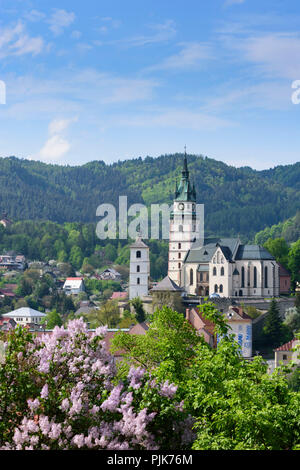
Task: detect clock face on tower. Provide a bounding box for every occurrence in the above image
[178,203,184,210]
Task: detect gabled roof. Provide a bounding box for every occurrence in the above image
[274,339,297,352]
[235,245,275,260]
[184,238,240,264]
[130,237,149,249]
[151,276,183,292]
[2,307,46,318]
[228,307,252,321]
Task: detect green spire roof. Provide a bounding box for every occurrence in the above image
[174,151,196,202]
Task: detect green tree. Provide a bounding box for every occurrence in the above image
[130,297,146,323]
[111,306,201,386]
[263,298,292,349]
[288,239,300,287]
[84,300,120,328]
[264,237,289,266]
[42,309,63,329]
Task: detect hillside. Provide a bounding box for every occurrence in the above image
[254,211,300,245]
[0,154,300,239]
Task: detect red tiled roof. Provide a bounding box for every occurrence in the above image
[230,307,252,320]
[275,339,296,351]
[110,292,128,300]
[66,277,84,280]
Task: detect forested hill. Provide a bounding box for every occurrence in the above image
[0,154,299,240]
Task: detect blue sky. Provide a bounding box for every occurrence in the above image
[0,0,300,169]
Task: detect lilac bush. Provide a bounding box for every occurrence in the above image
[0,319,193,450]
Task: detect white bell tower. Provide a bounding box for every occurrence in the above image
[129,237,150,300]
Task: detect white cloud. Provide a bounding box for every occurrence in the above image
[0,22,44,58]
[24,9,46,22]
[112,19,176,48]
[146,42,213,72]
[114,108,234,131]
[39,134,71,162]
[35,116,78,162]
[71,30,82,40]
[224,0,245,5]
[48,9,75,36]
[48,117,78,135]
[238,33,300,79]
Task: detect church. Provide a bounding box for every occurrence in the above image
[129,153,279,300]
[168,153,279,299]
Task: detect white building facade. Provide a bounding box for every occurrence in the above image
[168,155,280,299]
[129,237,150,300]
[2,307,46,326]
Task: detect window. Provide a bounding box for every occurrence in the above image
[190,269,194,286]
[178,263,181,268]
[264,266,268,288]
[221,267,224,276]
[178,242,181,249]
[136,250,141,258]
[178,252,181,259]
[137,277,140,285]
[253,266,257,288]
[241,267,245,288]
[214,284,218,293]
[179,225,183,232]
[137,265,140,272]
[219,284,223,293]
[213,267,217,276]
[283,354,287,361]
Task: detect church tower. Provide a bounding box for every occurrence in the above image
[168,150,197,285]
[129,236,150,300]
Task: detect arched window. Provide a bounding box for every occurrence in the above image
[264,266,268,288]
[137,277,140,285]
[178,263,181,269]
[221,267,224,276]
[214,284,218,293]
[219,284,223,293]
[253,266,257,288]
[178,252,181,259]
[213,267,217,276]
[190,269,194,286]
[241,267,245,288]
[178,242,181,249]
[137,265,140,273]
[136,250,141,258]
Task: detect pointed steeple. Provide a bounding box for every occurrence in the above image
[182,145,189,179]
[174,147,196,202]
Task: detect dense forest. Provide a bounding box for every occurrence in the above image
[0,154,299,239]
[255,211,300,245]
